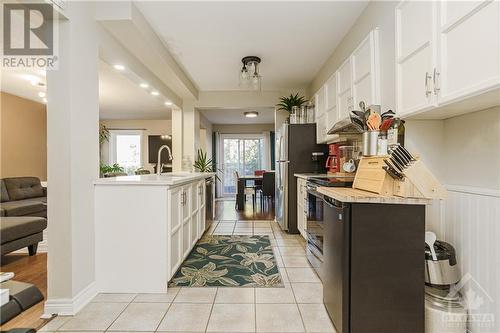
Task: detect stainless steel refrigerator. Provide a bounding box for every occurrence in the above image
[275,123,327,233]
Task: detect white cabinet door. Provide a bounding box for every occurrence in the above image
[197,180,206,239]
[168,186,183,278]
[296,178,307,239]
[437,0,500,103]
[316,86,326,119]
[316,113,327,143]
[352,30,380,109]
[181,185,191,258]
[337,58,353,120]
[325,73,338,139]
[396,0,437,115]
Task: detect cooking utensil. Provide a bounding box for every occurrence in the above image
[390,155,406,172]
[425,232,438,261]
[392,148,411,166]
[367,113,382,130]
[398,145,417,162]
[381,110,395,118]
[359,101,366,112]
[380,118,394,131]
[385,158,404,174]
[383,166,404,180]
[350,115,366,132]
[351,110,366,119]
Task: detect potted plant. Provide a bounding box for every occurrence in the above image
[99,163,124,177]
[276,93,308,123]
[193,149,220,182]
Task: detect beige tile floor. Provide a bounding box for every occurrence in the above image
[40,220,336,333]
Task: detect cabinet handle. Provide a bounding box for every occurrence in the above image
[425,72,432,97]
[433,68,440,95]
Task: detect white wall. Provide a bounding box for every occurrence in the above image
[46,2,100,313]
[100,119,172,171]
[309,2,500,330]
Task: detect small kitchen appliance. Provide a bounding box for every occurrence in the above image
[325,143,342,174]
[425,239,461,287]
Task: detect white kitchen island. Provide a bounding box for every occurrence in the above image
[94,173,215,293]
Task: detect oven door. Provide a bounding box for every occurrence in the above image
[305,184,325,280]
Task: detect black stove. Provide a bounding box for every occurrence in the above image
[307,177,353,188]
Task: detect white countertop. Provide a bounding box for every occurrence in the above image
[93,172,215,186]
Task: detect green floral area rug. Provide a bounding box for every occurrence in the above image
[168,235,284,288]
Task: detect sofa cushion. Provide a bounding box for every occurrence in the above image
[0,180,9,202]
[4,177,43,201]
[0,200,45,217]
[0,216,47,244]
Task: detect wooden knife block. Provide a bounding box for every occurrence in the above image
[353,156,447,199]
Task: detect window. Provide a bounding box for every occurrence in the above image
[109,130,142,175]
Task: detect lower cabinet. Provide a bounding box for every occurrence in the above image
[296,178,307,239]
[167,179,208,279]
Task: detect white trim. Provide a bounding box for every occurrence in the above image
[445,184,500,198]
[43,281,97,316]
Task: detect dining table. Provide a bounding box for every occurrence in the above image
[236,175,263,210]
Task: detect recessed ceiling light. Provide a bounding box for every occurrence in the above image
[151,91,159,96]
[244,111,259,118]
[113,64,125,71]
[38,92,46,98]
[164,101,173,106]
[140,83,149,88]
[42,98,47,103]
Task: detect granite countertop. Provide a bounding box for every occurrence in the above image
[93,172,215,186]
[317,187,431,205]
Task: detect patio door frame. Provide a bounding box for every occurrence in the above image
[218,133,267,197]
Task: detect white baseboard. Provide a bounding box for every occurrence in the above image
[43,281,97,316]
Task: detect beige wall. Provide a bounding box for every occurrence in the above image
[99,119,172,171]
[212,123,274,134]
[0,92,47,180]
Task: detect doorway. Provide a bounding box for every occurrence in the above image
[219,134,265,197]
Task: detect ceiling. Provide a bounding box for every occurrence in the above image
[99,61,171,119]
[136,1,368,91]
[199,107,274,124]
[1,62,172,120]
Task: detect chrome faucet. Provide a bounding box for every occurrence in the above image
[157,145,173,175]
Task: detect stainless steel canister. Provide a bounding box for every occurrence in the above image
[362,130,379,156]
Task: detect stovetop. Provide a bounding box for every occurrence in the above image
[307,177,353,187]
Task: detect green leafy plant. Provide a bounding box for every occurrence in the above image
[100,163,124,175]
[276,93,308,113]
[99,124,110,146]
[193,149,221,182]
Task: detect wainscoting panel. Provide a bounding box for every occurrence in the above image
[441,185,500,332]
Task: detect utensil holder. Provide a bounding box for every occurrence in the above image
[362,130,379,156]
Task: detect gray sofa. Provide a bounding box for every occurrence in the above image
[1,177,48,256]
[1,177,47,218]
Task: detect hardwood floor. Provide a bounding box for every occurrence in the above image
[0,253,49,330]
[215,197,275,221]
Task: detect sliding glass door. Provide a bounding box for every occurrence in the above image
[221,135,264,196]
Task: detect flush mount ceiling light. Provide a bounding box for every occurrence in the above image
[244,111,259,118]
[164,101,173,106]
[140,83,149,88]
[151,91,159,96]
[113,64,125,71]
[239,56,262,91]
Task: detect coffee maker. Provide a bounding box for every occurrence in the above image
[325,143,344,174]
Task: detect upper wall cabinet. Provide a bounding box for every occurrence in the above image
[396,0,500,118]
[352,30,380,110]
[314,28,380,144]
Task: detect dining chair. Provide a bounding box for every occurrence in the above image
[234,171,256,210]
[260,171,275,207]
[254,170,265,196]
